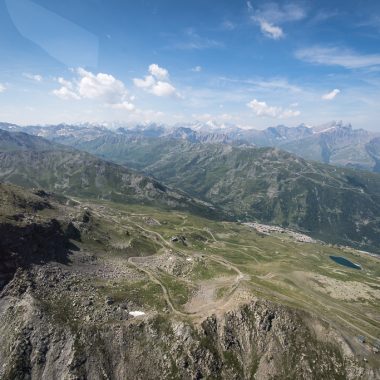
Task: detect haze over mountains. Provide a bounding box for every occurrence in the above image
[2,120,379,173]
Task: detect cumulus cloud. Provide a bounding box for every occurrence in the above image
[322,89,340,100]
[23,73,43,82]
[76,68,128,103]
[53,86,80,100]
[53,68,135,110]
[247,99,300,118]
[57,77,73,88]
[133,64,177,97]
[148,64,168,80]
[133,75,155,89]
[150,81,176,97]
[0,83,6,93]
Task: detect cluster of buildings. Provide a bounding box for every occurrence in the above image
[243,222,316,243]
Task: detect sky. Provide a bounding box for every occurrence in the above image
[0,0,380,130]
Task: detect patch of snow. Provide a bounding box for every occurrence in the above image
[129,311,145,317]
[316,126,336,134]
[186,258,192,261]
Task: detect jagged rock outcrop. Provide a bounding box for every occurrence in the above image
[0,268,373,380]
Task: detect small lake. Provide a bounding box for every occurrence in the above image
[330,256,361,270]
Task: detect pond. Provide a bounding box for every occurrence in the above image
[330,256,361,270]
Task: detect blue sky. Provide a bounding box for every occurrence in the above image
[0,0,380,130]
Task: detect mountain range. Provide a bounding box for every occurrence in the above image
[1,127,380,253]
[0,129,217,218]
[1,120,379,172]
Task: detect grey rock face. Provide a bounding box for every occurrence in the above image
[0,269,374,380]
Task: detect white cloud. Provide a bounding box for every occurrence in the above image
[76,68,127,103]
[322,89,340,100]
[258,20,284,39]
[133,75,155,89]
[295,46,380,69]
[52,86,80,100]
[53,68,134,109]
[0,83,6,93]
[191,66,202,72]
[254,3,306,23]
[247,99,278,117]
[247,99,300,118]
[148,64,168,80]
[250,2,306,39]
[133,64,178,97]
[150,81,176,97]
[57,77,73,88]
[23,73,43,82]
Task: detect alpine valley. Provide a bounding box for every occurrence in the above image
[0,122,379,379]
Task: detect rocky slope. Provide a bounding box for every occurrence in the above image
[0,277,368,380]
